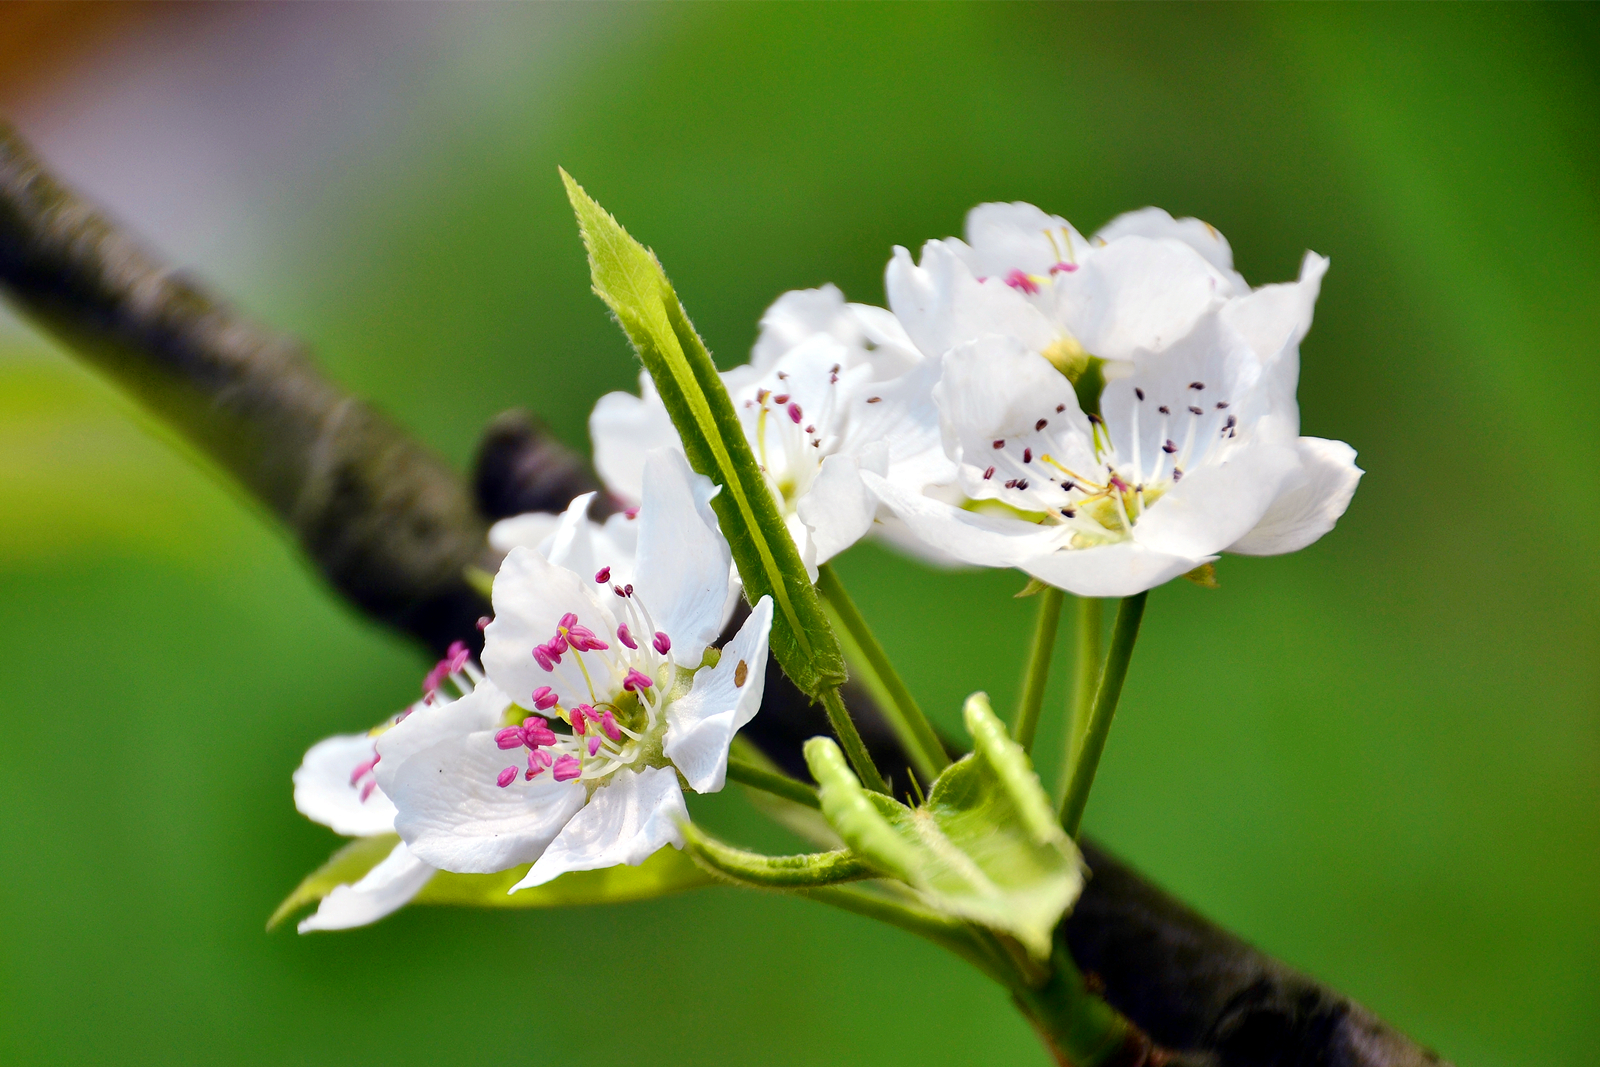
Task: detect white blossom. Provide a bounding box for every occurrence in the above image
[860,202,1361,596]
[376,449,772,890]
[589,285,954,573]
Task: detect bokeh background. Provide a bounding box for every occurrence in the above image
[2,3,1596,1064]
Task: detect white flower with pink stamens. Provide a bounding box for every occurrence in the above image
[589,285,954,573]
[376,449,773,890]
[289,640,482,932]
[861,202,1362,596]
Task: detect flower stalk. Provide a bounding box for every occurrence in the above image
[816,563,949,783]
[1012,585,1065,752]
[1059,592,1147,838]
[1058,595,1104,806]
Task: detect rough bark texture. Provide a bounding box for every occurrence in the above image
[0,122,1448,1067]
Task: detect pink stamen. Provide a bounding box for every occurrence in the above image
[1049,261,1078,274]
[566,624,609,652]
[531,686,559,711]
[617,624,638,650]
[624,506,640,520]
[523,716,557,747]
[787,402,803,424]
[552,755,582,782]
[571,705,590,733]
[359,780,377,802]
[599,710,623,742]
[772,393,790,404]
[533,646,556,672]
[623,668,653,692]
[1005,269,1040,295]
[495,727,527,750]
[497,766,518,788]
[587,736,602,757]
[652,631,671,655]
[526,749,552,779]
[547,632,569,656]
[595,566,611,583]
[476,616,491,631]
[348,755,379,786]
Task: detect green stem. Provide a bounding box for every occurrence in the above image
[1012,585,1065,752]
[1058,592,1148,838]
[1013,944,1139,1067]
[725,757,821,809]
[1056,596,1103,808]
[816,563,949,782]
[801,884,1010,985]
[820,686,890,794]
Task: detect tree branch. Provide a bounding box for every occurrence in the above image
[0,122,1448,1067]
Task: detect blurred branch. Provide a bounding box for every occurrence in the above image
[0,122,1447,1067]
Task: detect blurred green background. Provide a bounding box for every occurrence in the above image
[2,3,1596,1064]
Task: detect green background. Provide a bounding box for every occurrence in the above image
[2,4,1596,1064]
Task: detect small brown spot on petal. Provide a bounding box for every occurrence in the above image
[734,660,749,687]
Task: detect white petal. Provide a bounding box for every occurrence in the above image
[631,449,732,668]
[1094,207,1245,291]
[482,546,615,713]
[837,356,957,493]
[1020,541,1205,599]
[751,285,852,370]
[296,841,434,933]
[797,454,876,566]
[665,597,773,793]
[1223,252,1329,434]
[885,241,1055,360]
[514,766,688,890]
[862,469,1071,569]
[1229,437,1362,556]
[487,512,565,555]
[374,677,509,775]
[381,724,586,874]
[1055,236,1227,361]
[589,372,681,504]
[960,201,1088,279]
[1131,440,1300,559]
[293,732,397,837]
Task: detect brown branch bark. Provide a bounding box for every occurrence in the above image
[0,121,1448,1067]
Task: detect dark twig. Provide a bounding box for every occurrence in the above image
[0,122,1448,1067]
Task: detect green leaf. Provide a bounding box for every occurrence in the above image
[413,844,714,907]
[803,695,1085,959]
[268,834,402,930]
[560,170,846,699]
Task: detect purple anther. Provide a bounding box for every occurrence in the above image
[614,584,627,598]
[570,706,589,733]
[1172,467,1184,482]
[624,584,635,597]
[1049,261,1078,274]
[495,727,528,750]
[595,566,611,584]
[1036,418,1048,431]
[652,631,672,655]
[772,393,790,404]
[805,424,815,434]
[1135,388,1146,401]
[993,439,1005,449]
[1158,405,1171,415]
[360,780,377,802]
[497,767,518,788]
[533,645,556,672]
[1188,406,1204,416]
[547,632,569,655]
[587,736,602,757]
[531,686,559,711]
[552,755,582,782]
[599,711,623,742]
[1110,474,1131,492]
[787,402,803,424]
[523,717,557,747]
[617,624,638,650]
[756,388,771,403]
[476,616,492,631]
[567,624,609,652]
[624,506,640,520]
[1005,269,1040,295]
[1056,403,1067,413]
[983,466,995,480]
[528,748,553,773]
[1004,479,1018,489]
[1162,440,1178,454]
[623,668,654,692]
[1022,448,1033,464]
[559,612,579,630]
[421,662,449,695]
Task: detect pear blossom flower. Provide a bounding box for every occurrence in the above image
[376,449,772,890]
[861,202,1362,596]
[288,640,481,932]
[589,285,954,572]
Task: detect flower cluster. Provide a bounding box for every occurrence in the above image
[288,199,1359,928]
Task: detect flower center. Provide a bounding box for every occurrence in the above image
[492,573,685,792]
[742,362,845,514]
[979,381,1237,549]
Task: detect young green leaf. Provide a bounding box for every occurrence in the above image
[267,834,401,930]
[681,822,873,888]
[560,170,846,699]
[803,699,1085,959]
